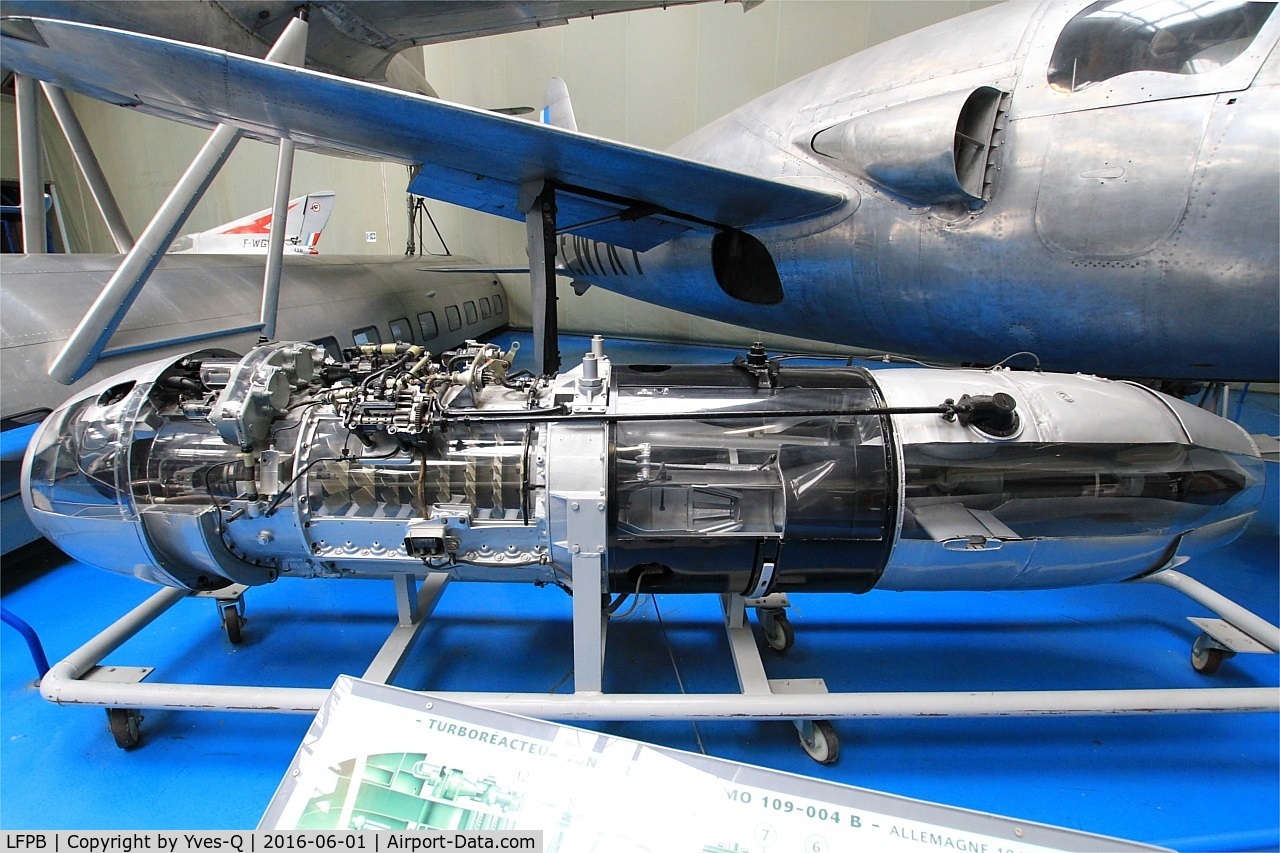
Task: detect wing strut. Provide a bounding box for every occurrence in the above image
[260,8,310,341]
[47,14,310,386]
[260,138,297,341]
[40,83,134,254]
[14,73,44,254]
[522,181,560,376]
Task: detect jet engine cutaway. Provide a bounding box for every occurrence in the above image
[23,339,1262,595]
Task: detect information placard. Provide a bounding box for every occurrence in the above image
[261,678,1163,852]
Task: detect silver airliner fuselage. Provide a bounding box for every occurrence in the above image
[562,1,1279,380]
[0,254,508,424]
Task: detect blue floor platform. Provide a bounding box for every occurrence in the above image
[2,334,1277,849]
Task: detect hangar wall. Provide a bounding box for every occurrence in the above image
[2,1,998,349]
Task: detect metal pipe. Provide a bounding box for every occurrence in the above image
[1135,569,1280,651]
[428,687,1280,719]
[47,16,311,386]
[260,138,296,340]
[41,587,187,686]
[15,74,45,254]
[42,678,332,714]
[37,675,1280,719]
[442,405,958,426]
[41,83,135,253]
[32,575,312,714]
[1,606,51,678]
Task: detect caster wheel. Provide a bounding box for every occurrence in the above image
[107,708,142,750]
[1191,634,1228,675]
[800,720,839,765]
[762,611,795,652]
[220,602,244,645]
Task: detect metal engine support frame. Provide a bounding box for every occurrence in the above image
[24,332,1279,748]
[37,563,1280,740]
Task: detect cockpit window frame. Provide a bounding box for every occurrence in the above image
[1048,1,1277,93]
[1015,0,1280,117]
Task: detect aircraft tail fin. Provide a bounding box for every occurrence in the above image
[171,191,336,255]
[292,191,336,251]
[540,77,577,132]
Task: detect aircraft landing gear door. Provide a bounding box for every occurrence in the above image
[1020,1,1279,260]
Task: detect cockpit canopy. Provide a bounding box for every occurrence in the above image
[1049,0,1276,92]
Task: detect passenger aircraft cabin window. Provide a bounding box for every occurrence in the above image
[389,318,414,343]
[480,297,492,319]
[352,326,381,347]
[311,336,342,362]
[1049,0,1275,92]
[464,301,478,325]
[418,311,439,341]
[493,294,504,315]
[446,305,462,332]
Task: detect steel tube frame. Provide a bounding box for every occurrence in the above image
[1135,568,1280,651]
[38,571,1280,723]
[15,73,45,254]
[41,83,135,253]
[43,586,186,687]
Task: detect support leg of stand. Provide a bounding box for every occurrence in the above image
[392,573,419,628]
[363,574,451,685]
[1134,568,1280,652]
[723,594,836,761]
[572,553,605,694]
[721,594,771,695]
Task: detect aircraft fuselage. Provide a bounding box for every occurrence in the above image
[565,1,1280,380]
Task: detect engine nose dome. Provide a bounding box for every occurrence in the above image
[22,353,265,590]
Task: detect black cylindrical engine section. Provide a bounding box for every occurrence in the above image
[607,364,896,594]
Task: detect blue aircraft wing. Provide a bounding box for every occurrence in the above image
[0,17,844,252]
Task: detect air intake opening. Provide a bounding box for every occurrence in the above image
[712,230,784,305]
